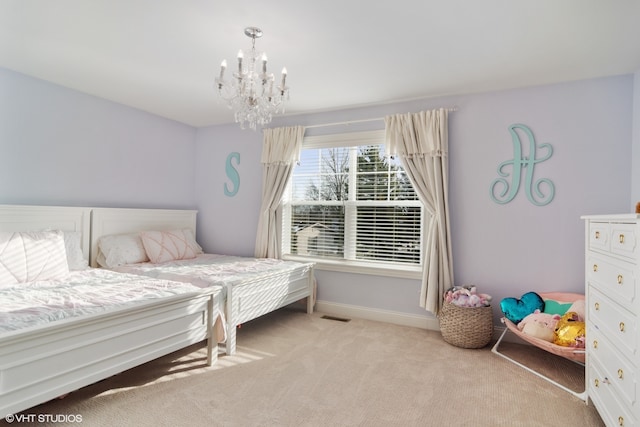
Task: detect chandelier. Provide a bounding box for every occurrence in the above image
[215,27,289,130]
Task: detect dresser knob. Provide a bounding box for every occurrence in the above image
[593,340,598,349]
[594,302,600,311]
[593,264,598,272]
[617,274,623,284]
[618,369,624,379]
[620,322,625,332]
[619,234,625,244]
[594,378,599,387]
[618,416,624,426]
[595,231,600,239]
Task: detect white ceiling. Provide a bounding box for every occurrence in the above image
[2,1,640,128]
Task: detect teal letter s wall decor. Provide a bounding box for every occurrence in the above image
[224,152,240,197]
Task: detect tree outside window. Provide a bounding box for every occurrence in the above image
[283,133,422,268]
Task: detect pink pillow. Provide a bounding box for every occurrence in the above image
[0,230,70,284]
[140,229,203,264]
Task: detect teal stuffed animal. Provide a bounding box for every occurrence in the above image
[500,292,545,324]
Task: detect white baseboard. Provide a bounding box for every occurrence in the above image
[315,300,440,330]
[314,300,522,345]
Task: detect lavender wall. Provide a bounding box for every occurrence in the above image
[0,68,197,208]
[195,75,634,322]
[193,123,263,254]
[1,66,634,325]
[449,77,631,318]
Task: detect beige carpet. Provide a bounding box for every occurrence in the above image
[3,308,604,427]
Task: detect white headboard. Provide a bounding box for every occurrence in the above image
[0,204,92,261]
[90,208,198,267]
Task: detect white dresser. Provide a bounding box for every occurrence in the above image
[583,215,639,427]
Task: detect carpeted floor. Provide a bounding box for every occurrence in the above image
[2,308,604,427]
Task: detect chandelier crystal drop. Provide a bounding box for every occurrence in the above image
[215,27,289,130]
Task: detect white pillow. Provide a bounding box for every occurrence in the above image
[140,229,203,264]
[97,233,149,268]
[63,231,89,270]
[0,230,70,284]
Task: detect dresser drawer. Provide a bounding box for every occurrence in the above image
[588,254,637,311]
[611,223,639,260]
[588,286,638,356]
[589,222,610,252]
[589,322,637,406]
[589,360,637,427]
[589,221,639,261]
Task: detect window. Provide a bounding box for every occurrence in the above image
[282,130,423,277]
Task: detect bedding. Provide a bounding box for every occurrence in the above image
[63,231,89,271]
[0,268,212,333]
[96,232,149,268]
[111,253,311,289]
[139,229,203,263]
[0,230,69,284]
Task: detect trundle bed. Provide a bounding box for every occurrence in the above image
[89,207,316,355]
[0,205,223,420]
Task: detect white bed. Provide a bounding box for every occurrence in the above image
[0,205,223,420]
[90,207,316,355]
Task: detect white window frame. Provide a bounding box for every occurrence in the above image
[281,130,423,279]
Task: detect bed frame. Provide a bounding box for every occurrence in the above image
[90,207,315,355]
[0,205,219,419]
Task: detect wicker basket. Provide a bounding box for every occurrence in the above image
[438,302,494,349]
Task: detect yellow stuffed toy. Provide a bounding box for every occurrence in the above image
[553,311,585,347]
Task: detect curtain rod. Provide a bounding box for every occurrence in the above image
[304,106,458,130]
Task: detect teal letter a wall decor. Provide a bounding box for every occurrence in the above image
[490,124,555,206]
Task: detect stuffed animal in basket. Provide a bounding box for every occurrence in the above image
[444,285,492,308]
[517,309,561,342]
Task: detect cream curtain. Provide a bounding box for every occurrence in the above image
[254,126,305,258]
[384,109,453,315]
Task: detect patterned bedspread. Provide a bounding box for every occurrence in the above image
[113,254,314,289]
[0,268,207,333]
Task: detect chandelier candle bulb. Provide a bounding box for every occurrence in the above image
[281,68,287,90]
[262,54,267,74]
[237,50,243,73]
[219,60,227,79]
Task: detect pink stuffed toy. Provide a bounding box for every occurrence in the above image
[443,285,492,308]
[517,309,561,342]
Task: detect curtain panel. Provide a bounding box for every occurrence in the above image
[254,126,305,259]
[384,109,453,315]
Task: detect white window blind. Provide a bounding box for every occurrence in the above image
[282,130,423,268]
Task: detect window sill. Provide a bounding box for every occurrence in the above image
[283,255,423,280]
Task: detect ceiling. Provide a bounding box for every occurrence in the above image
[2,1,640,128]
